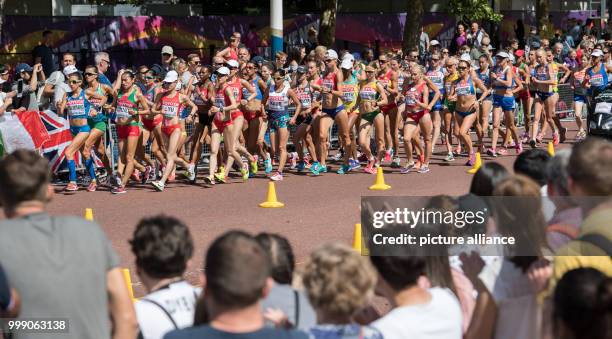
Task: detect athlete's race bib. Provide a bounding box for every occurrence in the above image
[342,86,356,103]
[162,103,178,119]
[67,101,86,118]
[590,73,605,87]
[359,87,377,101]
[268,95,286,111]
[115,104,131,118]
[404,88,417,106]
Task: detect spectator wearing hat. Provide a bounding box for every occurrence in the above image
[32,30,55,77]
[11,62,44,111]
[161,46,176,71]
[525,27,541,53]
[467,22,486,49]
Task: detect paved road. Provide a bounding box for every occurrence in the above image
[6,126,577,296]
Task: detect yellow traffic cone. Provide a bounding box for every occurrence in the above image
[548,141,555,156]
[352,223,362,252]
[84,208,94,221]
[467,152,483,174]
[369,166,391,190]
[122,268,136,302]
[259,182,285,208]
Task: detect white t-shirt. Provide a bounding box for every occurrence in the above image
[478,258,541,339]
[372,287,463,339]
[135,281,201,339]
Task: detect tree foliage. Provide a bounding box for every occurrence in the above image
[446,0,503,23]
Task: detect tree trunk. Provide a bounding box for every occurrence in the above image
[536,0,549,35]
[318,0,337,47]
[0,0,5,46]
[402,0,423,53]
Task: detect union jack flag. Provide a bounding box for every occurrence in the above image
[39,110,104,173]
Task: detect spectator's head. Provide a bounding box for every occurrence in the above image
[42,30,52,45]
[370,255,426,296]
[546,148,573,200]
[0,150,52,215]
[94,52,110,74]
[238,47,250,64]
[61,52,76,69]
[308,27,318,42]
[15,63,33,80]
[471,22,479,33]
[161,45,174,64]
[554,43,564,55]
[255,233,295,285]
[568,137,612,197]
[542,38,550,49]
[212,56,224,71]
[314,46,327,62]
[554,268,611,339]
[229,35,240,48]
[493,175,547,265]
[130,215,194,288]
[275,51,288,68]
[172,58,187,74]
[470,162,510,196]
[187,53,201,70]
[514,149,551,186]
[302,243,376,321]
[203,230,271,310]
[481,36,491,51]
[509,38,519,50]
[457,23,465,35]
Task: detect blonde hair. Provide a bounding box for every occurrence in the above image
[302,243,376,317]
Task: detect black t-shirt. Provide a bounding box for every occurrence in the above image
[32,44,55,77]
[0,264,11,311]
[164,325,308,339]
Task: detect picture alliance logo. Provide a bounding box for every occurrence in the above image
[371,207,487,229]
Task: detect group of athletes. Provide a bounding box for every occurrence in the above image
[58,39,610,194]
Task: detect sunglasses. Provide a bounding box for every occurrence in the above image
[214,62,224,66]
[140,70,149,74]
[84,72,97,77]
[324,59,334,63]
[432,58,440,61]
[274,77,284,81]
[69,80,81,85]
[101,59,110,64]
[162,53,171,57]
[145,76,155,80]
[192,61,201,65]
[458,66,467,70]
[246,66,256,69]
[378,60,387,63]
[442,51,449,54]
[365,70,375,74]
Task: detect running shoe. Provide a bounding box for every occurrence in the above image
[529,139,537,149]
[400,162,415,174]
[559,127,567,143]
[241,164,249,181]
[168,170,176,182]
[444,152,455,162]
[142,166,153,184]
[270,172,283,181]
[157,166,164,180]
[358,152,368,163]
[111,186,127,194]
[131,170,141,182]
[187,164,196,181]
[418,165,430,173]
[576,129,586,141]
[296,161,306,172]
[536,134,543,144]
[364,163,377,174]
[264,158,273,174]
[516,143,523,155]
[337,164,351,174]
[487,148,497,157]
[86,181,97,192]
[310,161,321,175]
[65,182,78,192]
[214,172,226,183]
[332,152,344,162]
[320,165,328,173]
[552,132,560,146]
[384,149,392,162]
[204,176,215,185]
[349,159,361,170]
[521,132,530,144]
[506,141,516,148]
[497,147,508,156]
[466,153,475,166]
[151,181,165,192]
[391,156,401,168]
[250,157,258,175]
[289,154,298,169]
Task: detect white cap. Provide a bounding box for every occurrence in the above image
[342,53,355,62]
[161,45,173,55]
[325,49,338,60]
[430,40,440,46]
[226,59,239,68]
[340,59,353,69]
[592,49,604,57]
[460,53,471,62]
[63,65,79,76]
[509,54,516,63]
[216,66,230,75]
[496,51,510,59]
[163,70,179,83]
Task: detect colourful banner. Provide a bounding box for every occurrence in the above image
[0,11,598,70]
